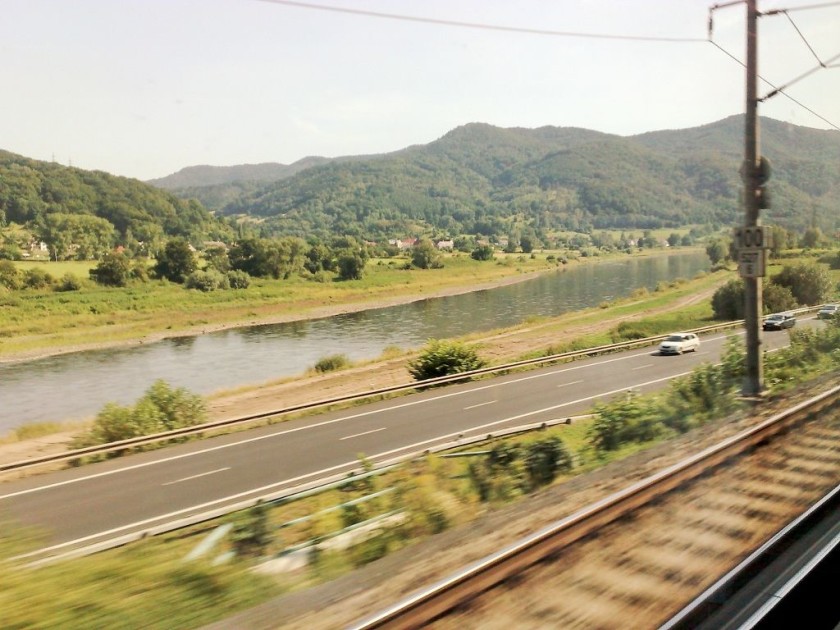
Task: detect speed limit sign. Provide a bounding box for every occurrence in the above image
[733,226,766,250]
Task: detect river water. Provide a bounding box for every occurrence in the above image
[0,253,709,431]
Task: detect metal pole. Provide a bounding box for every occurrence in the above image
[743,0,764,396]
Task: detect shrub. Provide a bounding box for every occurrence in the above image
[407,340,486,381]
[314,354,350,373]
[230,503,270,557]
[0,260,21,290]
[770,263,832,305]
[227,269,251,289]
[470,244,494,261]
[90,252,132,287]
[411,239,443,269]
[588,391,664,453]
[337,252,366,280]
[23,267,53,289]
[73,380,206,451]
[711,279,745,320]
[185,269,230,291]
[762,283,797,313]
[523,437,573,489]
[55,273,83,292]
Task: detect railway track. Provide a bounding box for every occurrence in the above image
[351,385,840,629]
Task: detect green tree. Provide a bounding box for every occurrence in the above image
[203,245,230,273]
[337,251,366,280]
[154,237,197,283]
[90,251,132,287]
[705,239,728,266]
[407,339,486,381]
[770,263,832,305]
[411,238,443,269]
[519,235,535,254]
[470,244,494,261]
[800,227,824,249]
[39,213,114,261]
[762,283,797,313]
[711,279,745,320]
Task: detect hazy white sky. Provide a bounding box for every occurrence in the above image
[2,0,838,180]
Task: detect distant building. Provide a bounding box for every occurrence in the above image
[387,238,418,250]
[436,240,454,251]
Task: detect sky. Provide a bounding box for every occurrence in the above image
[2,0,838,181]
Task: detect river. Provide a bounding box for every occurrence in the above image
[0,252,709,431]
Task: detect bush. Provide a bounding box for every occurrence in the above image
[90,252,132,287]
[227,269,251,289]
[770,263,832,305]
[0,260,21,290]
[411,239,443,269]
[711,279,744,320]
[588,391,664,453]
[314,354,350,373]
[230,503,270,557]
[762,283,797,313]
[523,437,573,489]
[73,380,206,451]
[185,269,229,291]
[55,273,83,292]
[337,252,366,280]
[408,340,486,381]
[22,267,53,289]
[471,245,495,261]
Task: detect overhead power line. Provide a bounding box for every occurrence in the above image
[255,0,706,42]
[707,2,839,130]
[708,40,840,131]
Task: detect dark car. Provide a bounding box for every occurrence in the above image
[817,304,839,320]
[763,312,796,330]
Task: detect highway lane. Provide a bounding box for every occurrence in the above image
[0,321,817,552]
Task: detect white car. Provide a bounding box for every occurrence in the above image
[659,332,700,355]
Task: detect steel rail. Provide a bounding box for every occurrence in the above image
[349,382,840,630]
[2,318,762,473]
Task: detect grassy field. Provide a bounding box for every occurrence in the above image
[1,250,683,359]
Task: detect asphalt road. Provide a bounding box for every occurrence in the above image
[0,320,820,555]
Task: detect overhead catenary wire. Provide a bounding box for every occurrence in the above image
[707,40,840,130]
[255,0,706,42]
[264,0,839,131]
[707,2,839,130]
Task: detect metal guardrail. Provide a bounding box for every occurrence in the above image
[2,318,766,474]
[14,416,583,567]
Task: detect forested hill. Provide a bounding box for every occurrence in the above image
[147,156,333,189]
[0,150,228,246]
[201,116,840,240]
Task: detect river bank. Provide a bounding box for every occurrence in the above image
[1,265,728,470]
[1,249,706,365]
[1,265,553,365]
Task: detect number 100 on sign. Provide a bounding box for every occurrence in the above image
[733,226,767,250]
